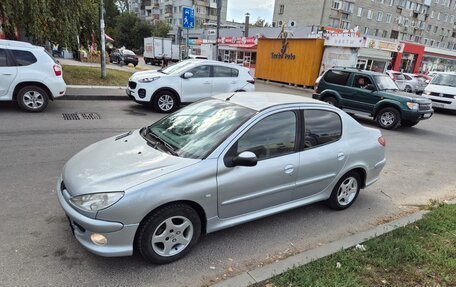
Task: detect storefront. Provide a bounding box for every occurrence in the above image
[218,37,258,68]
[392,42,425,73]
[420,47,456,72]
[357,38,404,73]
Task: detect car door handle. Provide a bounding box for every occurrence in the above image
[284,164,294,175]
[337,153,345,160]
[2,73,12,76]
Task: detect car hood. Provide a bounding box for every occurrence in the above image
[384,90,431,103]
[130,70,167,81]
[62,129,199,196]
[425,84,456,95]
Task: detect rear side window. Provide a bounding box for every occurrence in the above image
[404,74,412,80]
[11,50,37,66]
[394,73,405,80]
[0,49,7,67]
[323,70,350,85]
[213,66,239,77]
[303,110,342,148]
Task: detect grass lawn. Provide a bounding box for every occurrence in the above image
[254,203,456,287]
[62,65,133,86]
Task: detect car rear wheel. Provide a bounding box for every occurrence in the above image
[322,96,337,107]
[152,91,178,113]
[401,120,419,127]
[404,86,412,93]
[326,172,361,210]
[17,86,49,113]
[376,107,400,130]
[136,204,201,264]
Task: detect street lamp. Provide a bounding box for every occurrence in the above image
[215,0,221,61]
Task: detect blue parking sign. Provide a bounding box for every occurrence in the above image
[183,7,195,29]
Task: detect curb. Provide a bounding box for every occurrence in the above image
[66,85,126,89]
[212,210,429,287]
[57,95,129,101]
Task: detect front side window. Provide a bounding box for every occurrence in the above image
[236,111,297,161]
[323,70,350,85]
[0,49,7,67]
[353,75,373,89]
[374,75,399,90]
[303,110,342,148]
[11,50,37,66]
[188,65,211,78]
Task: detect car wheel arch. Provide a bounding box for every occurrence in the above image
[333,167,367,191]
[13,81,54,101]
[373,102,402,118]
[152,87,181,105]
[320,90,341,104]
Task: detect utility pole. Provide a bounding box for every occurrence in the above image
[100,0,106,79]
[215,0,221,61]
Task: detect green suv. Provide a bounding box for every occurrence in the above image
[313,67,433,129]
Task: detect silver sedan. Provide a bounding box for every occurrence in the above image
[56,92,386,264]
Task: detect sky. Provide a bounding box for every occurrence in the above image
[226,0,275,24]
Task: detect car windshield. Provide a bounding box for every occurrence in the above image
[160,61,195,75]
[431,74,456,87]
[375,75,399,90]
[146,99,256,159]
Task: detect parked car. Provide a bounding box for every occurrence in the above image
[109,49,139,66]
[386,70,407,91]
[184,54,208,60]
[56,92,386,263]
[313,67,433,129]
[414,73,432,84]
[403,73,428,94]
[0,39,66,112]
[127,59,255,112]
[422,72,456,110]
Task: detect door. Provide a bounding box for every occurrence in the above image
[0,48,17,99]
[217,111,299,219]
[293,109,347,200]
[181,65,212,102]
[211,65,240,95]
[348,74,380,112]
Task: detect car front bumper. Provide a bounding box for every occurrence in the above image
[421,95,456,110]
[402,108,433,121]
[56,178,138,257]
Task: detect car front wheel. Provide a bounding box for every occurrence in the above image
[376,107,400,129]
[136,204,201,264]
[152,91,178,113]
[326,172,361,210]
[17,86,49,112]
[322,96,338,107]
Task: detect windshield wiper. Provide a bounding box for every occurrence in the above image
[146,130,179,156]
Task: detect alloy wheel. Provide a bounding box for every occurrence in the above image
[23,91,44,110]
[158,94,174,112]
[380,112,395,127]
[337,176,358,206]
[151,216,193,257]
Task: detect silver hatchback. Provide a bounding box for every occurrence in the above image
[56,92,386,264]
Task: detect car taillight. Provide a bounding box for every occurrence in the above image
[53,65,62,76]
[378,136,386,147]
[247,79,255,85]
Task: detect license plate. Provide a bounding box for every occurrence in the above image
[432,103,444,108]
[423,113,432,118]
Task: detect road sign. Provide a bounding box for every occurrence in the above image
[182,7,195,29]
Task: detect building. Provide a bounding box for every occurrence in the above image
[272,0,456,51]
[129,0,227,28]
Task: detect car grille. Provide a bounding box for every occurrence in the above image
[419,103,432,110]
[128,81,137,89]
[429,92,455,98]
[431,99,452,104]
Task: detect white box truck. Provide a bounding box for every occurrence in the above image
[171,44,180,62]
[144,37,172,65]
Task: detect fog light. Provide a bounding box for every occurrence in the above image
[90,233,107,246]
[138,89,146,98]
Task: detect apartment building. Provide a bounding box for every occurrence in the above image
[272,0,456,51]
[129,0,227,29]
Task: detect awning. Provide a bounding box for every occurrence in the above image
[358,48,392,61]
[227,44,257,49]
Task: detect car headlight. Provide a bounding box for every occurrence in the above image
[424,91,431,95]
[139,77,160,83]
[70,192,124,211]
[406,102,419,110]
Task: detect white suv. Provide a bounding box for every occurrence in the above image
[127,59,255,112]
[0,40,66,112]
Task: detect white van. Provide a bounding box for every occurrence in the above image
[422,72,456,110]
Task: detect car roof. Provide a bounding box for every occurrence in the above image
[183,59,248,70]
[212,92,327,111]
[0,39,41,50]
[330,67,384,76]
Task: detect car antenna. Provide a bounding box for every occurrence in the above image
[226,82,251,101]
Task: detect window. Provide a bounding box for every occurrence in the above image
[364,26,369,35]
[188,65,210,78]
[323,70,350,85]
[377,11,383,21]
[390,30,399,39]
[386,13,392,23]
[279,4,284,14]
[213,66,238,77]
[382,30,388,37]
[367,9,373,19]
[353,75,373,88]
[0,49,7,67]
[357,7,363,17]
[11,50,37,66]
[332,0,341,9]
[237,112,297,161]
[303,110,342,148]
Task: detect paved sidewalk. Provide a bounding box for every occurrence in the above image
[58,57,157,73]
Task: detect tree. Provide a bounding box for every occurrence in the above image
[111,12,140,48]
[252,17,270,27]
[115,0,129,13]
[151,21,170,38]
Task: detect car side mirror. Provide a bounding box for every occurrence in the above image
[232,151,258,167]
[182,72,193,79]
[366,84,376,91]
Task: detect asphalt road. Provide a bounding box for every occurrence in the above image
[0,86,455,286]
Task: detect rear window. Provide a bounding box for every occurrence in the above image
[0,49,7,67]
[213,66,239,77]
[323,70,350,85]
[11,49,37,66]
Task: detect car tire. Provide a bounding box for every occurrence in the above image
[17,86,49,113]
[322,96,338,107]
[401,120,419,127]
[136,204,201,264]
[376,107,400,130]
[326,171,361,210]
[404,86,412,93]
[152,91,178,113]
